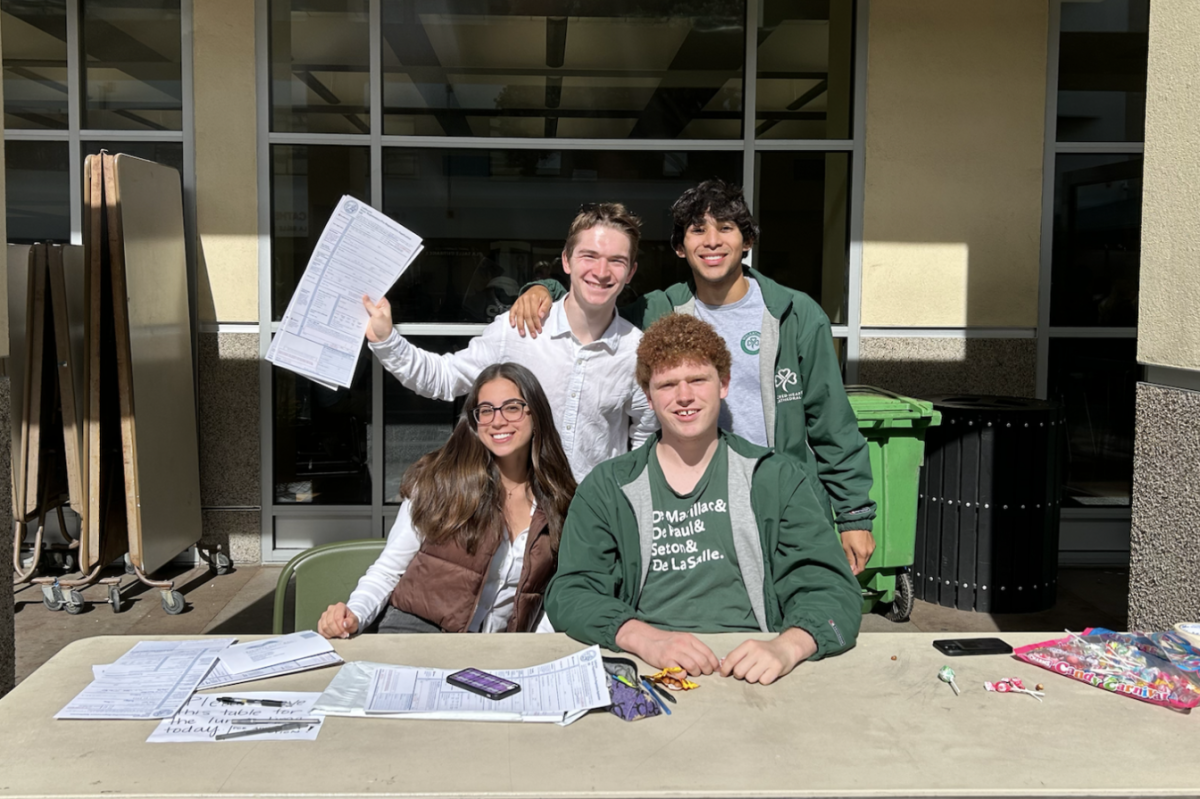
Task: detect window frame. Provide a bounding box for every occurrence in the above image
[255,0,870,562]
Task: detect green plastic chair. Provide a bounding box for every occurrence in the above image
[272,539,387,635]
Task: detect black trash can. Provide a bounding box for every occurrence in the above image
[914,396,1065,613]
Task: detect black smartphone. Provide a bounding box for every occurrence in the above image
[446,668,521,700]
[933,637,1013,656]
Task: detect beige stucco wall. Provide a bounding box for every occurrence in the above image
[194,0,258,324]
[1137,1,1200,370]
[861,0,1047,328]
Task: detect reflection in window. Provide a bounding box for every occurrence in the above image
[1057,0,1148,142]
[756,0,853,140]
[1050,154,1142,327]
[383,336,464,503]
[1048,338,1139,508]
[381,1,744,139]
[2,0,69,129]
[755,152,850,322]
[82,0,183,130]
[5,140,70,243]
[270,144,371,320]
[274,359,373,505]
[271,0,370,134]
[380,148,741,323]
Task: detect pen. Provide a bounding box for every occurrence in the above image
[216,697,286,707]
[645,680,677,704]
[641,678,671,716]
[214,721,312,741]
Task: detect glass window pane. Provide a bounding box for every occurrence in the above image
[271,0,369,134]
[1050,153,1142,327]
[2,0,69,130]
[381,1,744,139]
[271,144,370,320]
[5,140,70,243]
[82,0,183,131]
[274,360,372,505]
[756,0,853,140]
[383,335,464,504]
[1048,338,1139,508]
[755,151,850,323]
[1057,0,1148,142]
[380,148,741,323]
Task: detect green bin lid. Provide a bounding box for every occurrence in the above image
[846,386,940,421]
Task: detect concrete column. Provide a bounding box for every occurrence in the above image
[193,0,262,565]
[0,10,15,698]
[857,1,1047,398]
[1128,1,1200,629]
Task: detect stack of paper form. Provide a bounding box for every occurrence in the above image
[200,630,343,690]
[313,646,611,726]
[57,639,236,720]
[267,195,424,389]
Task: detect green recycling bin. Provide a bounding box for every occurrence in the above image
[846,386,941,622]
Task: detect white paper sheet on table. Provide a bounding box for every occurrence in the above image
[313,645,609,726]
[216,630,335,675]
[198,649,343,690]
[57,639,236,720]
[147,692,324,743]
[267,195,423,389]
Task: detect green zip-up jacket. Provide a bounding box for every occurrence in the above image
[545,431,861,658]
[531,268,876,532]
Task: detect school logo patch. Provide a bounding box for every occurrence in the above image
[775,368,803,404]
[740,331,761,355]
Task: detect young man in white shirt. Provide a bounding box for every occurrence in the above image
[363,203,658,483]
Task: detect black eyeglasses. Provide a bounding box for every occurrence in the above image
[472,400,529,424]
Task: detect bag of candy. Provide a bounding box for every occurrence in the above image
[1013,631,1200,711]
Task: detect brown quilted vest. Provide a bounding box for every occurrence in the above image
[390,509,555,632]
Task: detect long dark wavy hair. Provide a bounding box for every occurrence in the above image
[400,363,576,554]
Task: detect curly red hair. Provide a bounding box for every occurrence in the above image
[636,314,732,391]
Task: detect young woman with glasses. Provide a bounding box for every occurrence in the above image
[317,362,577,637]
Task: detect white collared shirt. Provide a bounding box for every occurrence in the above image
[369,297,658,482]
[345,499,555,633]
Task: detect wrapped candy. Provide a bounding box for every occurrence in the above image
[1013,631,1200,712]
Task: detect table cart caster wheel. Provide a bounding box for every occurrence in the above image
[124,553,136,575]
[62,552,75,572]
[65,590,86,615]
[41,585,64,611]
[161,590,186,615]
[109,585,123,614]
[885,570,915,623]
[212,552,232,575]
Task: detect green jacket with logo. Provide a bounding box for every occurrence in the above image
[545,431,862,658]
[533,268,875,532]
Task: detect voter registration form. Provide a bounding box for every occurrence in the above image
[315,646,611,725]
[267,195,423,389]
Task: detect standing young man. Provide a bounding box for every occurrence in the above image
[546,314,861,684]
[511,181,877,572]
[364,203,658,482]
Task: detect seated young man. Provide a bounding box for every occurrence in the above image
[546,314,861,685]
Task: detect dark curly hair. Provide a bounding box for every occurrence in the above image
[636,314,732,391]
[669,178,760,251]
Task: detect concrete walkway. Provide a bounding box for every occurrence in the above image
[10,564,1128,685]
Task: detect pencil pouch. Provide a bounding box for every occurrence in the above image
[602,657,661,722]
